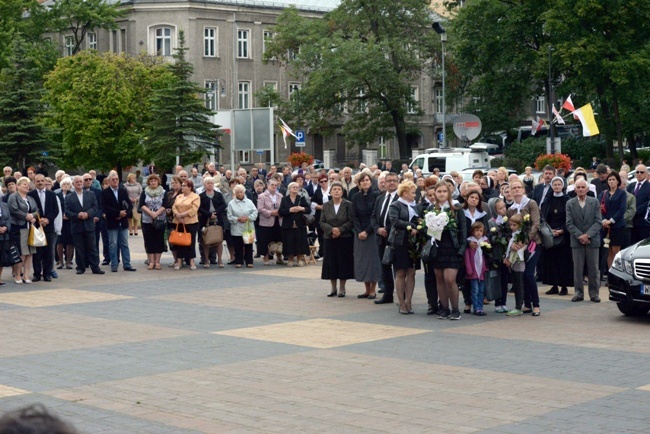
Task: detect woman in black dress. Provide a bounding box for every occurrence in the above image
[430,181,467,320]
[541,177,574,295]
[278,182,310,266]
[352,173,380,299]
[388,181,421,314]
[56,177,74,269]
[320,182,354,297]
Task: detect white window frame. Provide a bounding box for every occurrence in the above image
[288,82,301,99]
[64,35,74,56]
[155,26,172,56]
[239,151,251,164]
[536,96,546,114]
[87,32,97,50]
[407,86,418,114]
[379,137,387,159]
[204,27,217,57]
[237,29,250,59]
[263,30,273,54]
[238,81,251,109]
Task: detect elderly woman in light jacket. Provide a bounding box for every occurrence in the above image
[227,184,258,268]
[256,178,283,265]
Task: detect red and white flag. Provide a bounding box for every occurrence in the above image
[531,116,545,135]
[562,95,579,120]
[279,118,297,149]
[552,104,565,125]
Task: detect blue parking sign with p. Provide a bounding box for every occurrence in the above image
[296,129,306,147]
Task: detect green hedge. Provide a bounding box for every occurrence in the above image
[503,138,546,173]
[503,136,609,172]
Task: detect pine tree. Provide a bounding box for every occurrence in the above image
[144,30,218,170]
[0,36,53,169]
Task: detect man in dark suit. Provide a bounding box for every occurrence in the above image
[627,164,650,244]
[590,164,609,196]
[28,174,59,281]
[102,172,136,272]
[65,176,104,275]
[371,172,399,305]
[82,174,107,264]
[566,179,602,302]
[532,165,556,205]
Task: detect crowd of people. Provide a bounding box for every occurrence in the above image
[0,158,644,321]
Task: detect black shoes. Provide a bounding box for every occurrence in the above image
[571,296,584,302]
[591,296,601,303]
[43,276,52,282]
[327,292,337,297]
[559,287,568,296]
[545,286,559,295]
[92,269,105,275]
[374,296,394,305]
[76,269,85,274]
[449,309,462,320]
[101,260,110,265]
[32,276,42,282]
[437,308,451,319]
[124,267,137,272]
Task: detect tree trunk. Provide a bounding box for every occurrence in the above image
[596,84,614,159]
[612,95,624,162]
[116,161,123,182]
[391,109,410,161]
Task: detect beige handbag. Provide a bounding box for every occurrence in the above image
[202,223,223,246]
[28,217,47,247]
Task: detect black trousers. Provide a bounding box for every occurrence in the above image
[74,230,100,272]
[33,231,55,278]
[423,260,438,308]
[232,235,253,265]
[378,239,395,298]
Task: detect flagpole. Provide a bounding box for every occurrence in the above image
[548,45,556,153]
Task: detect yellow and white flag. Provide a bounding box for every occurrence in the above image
[572,103,599,137]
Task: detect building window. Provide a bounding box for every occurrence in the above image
[356,88,367,113]
[204,27,216,57]
[379,137,387,159]
[536,96,546,114]
[238,81,250,109]
[288,82,301,99]
[64,36,74,56]
[407,87,418,114]
[155,27,172,56]
[239,151,251,163]
[237,29,249,58]
[263,31,273,54]
[205,81,218,111]
[288,47,299,61]
[435,88,443,114]
[87,32,97,50]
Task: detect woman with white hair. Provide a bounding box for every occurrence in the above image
[7,177,39,283]
[227,184,258,268]
[56,177,75,269]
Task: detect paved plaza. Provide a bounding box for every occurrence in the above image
[1,238,650,433]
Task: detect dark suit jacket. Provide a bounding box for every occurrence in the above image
[371,191,398,245]
[85,187,103,222]
[627,181,650,226]
[0,201,12,241]
[65,190,98,233]
[28,188,59,234]
[533,183,550,205]
[565,196,602,248]
[101,186,132,230]
[199,190,227,227]
[279,194,310,229]
[351,188,378,235]
[319,199,354,239]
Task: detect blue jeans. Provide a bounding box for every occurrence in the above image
[470,278,485,312]
[108,228,131,269]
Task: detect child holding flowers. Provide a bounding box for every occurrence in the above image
[487,197,511,313]
[464,222,490,316]
[504,213,527,316]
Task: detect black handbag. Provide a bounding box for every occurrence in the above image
[303,213,315,226]
[152,218,166,231]
[0,240,22,267]
[538,219,554,249]
[420,240,437,262]
[382,245,394,265]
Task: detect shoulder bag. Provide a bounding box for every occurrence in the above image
[169,223,192,247]
[28,217,47,247]
[242,220,255,245]
[202,222,223,246]
[303,213,315,226]
[538,218,554,249]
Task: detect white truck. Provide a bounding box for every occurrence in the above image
[409,143,497,176]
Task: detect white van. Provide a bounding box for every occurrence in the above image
[409,143,496,175]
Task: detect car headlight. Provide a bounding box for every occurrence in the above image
[625,259,633,275]
[612,251,624,271]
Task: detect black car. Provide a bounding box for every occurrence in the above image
[608,238,650,316]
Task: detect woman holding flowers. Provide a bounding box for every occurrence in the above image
[506,179,542,316]
[427,181,467,320]
[387,180,421,314]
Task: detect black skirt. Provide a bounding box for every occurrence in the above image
[607,226,628,247]
[432,230,462,270]
[321,237,355,280]
[392,231,421,271]
[142,222,166,254]
[257,219,282,256]
[282,227,309,256]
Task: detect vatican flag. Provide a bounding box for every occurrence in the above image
[573,103,600,137]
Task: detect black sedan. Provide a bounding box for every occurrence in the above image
[608,239,650,316]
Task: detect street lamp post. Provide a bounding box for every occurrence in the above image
[433,22,447,149]
[548,45,556,153]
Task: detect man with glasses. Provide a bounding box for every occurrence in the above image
[65,176,104,275]
[372,172,399,305]
[101,172,136,272]
[627,164,650,243]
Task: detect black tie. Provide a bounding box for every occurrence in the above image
[380,194,391,227]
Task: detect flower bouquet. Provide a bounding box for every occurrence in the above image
[508,214,531,264]
[424,208,456,241]
[488,217,511,269]
[407,218,429,261]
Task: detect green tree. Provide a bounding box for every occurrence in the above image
[0,0,54,70]
[264,2,439,160]
[43,51,170,174]
[143,30,218,170]
[0,36,54,168]
[48,0,126,55]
